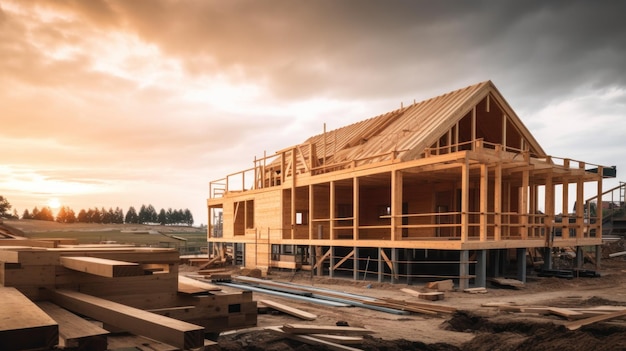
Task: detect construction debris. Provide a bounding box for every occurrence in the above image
[400,288,445,300]
[463,287,488,294]
[425,279,454,291]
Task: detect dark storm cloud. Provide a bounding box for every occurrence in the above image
[49,0,622,107]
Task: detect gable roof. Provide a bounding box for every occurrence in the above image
[288,80,546,169]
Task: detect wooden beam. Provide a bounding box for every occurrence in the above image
[37,302,108,351]
[281,324,374,335]
[178,275,222,294]
[259,299,317,321]
[59,256,144,278]
[0,287,58,351]
[480,163,488,241]
[565,309,626,330]
[332,249,355,270]
[312,248,331,270]
[52,289,205,350]
[461,158,469,241]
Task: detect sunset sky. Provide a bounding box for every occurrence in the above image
[1,1,625,225]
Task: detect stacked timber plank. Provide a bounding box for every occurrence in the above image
[0,240,257,350]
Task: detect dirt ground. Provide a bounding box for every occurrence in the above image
[212,255,626,351]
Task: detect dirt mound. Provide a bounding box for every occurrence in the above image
[218,330,461,351]
[603,238,626,258]
[445,311,626,351]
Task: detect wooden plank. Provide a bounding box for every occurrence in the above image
[400,288,421,297]
[60,256,144,277]
[267,326,363,351]
[281,324,374,335]
[425,279,454,291]
[463,287,488,294]
[0,239,56,248]
[0,287,58,351]
[548,307,584,320]
[399,289,444,300]
[178,275,222,294]
[311,334,364,345]
[52,289,205,350]
[259,299,317,320]
[378,297,457,313]
[37,302,108,350]
[565,309,626,330]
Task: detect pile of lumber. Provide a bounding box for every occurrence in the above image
[484,302,626,330]
[266,323,375,351]
[0,239,257,350]
[225,275,457,316]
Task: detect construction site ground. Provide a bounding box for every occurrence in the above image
[208,255,626,351]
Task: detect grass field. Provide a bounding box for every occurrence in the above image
[4,219,208,254]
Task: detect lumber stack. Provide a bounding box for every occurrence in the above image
[0,287,58,351]
[0,241,258,349]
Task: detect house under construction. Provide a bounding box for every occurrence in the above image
[207,80,617,289]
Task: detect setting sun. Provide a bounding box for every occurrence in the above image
[47,198,61,209]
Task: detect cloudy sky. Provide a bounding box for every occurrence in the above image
[1,0,625,225]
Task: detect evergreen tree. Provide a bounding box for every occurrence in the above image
[56,207,67,223]
[166,208,174,224]
[184,209,194,226]
[158,208,167,225]
[36,207,54,221]
[92,208,102,223]
[114,207,124,224]
[77,209,88,222]
[31,207,40,219]
[65,207,76,223]
[0,195,11,217]
[147,205,157,223]
[138,204,148,224]
[125,206,138,224]
[22,209,31,219]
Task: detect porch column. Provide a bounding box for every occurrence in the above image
[595,245,602,271]
[461,157,469,242]
[475,250,487,288]
[353,247,359,280]
[353,177,359,240]
[378,248,383,283]
[516,248,527,283]
[480,163,488,241]
[545,172,555,246]
[494,162,502,241]
[521,170,529,239]
[391,170,403,241]
[330,180,335,240]
[329,246,334,278]
[576,164,585,238]
[459,250,469,290]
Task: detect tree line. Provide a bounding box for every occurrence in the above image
[1,196,194,226]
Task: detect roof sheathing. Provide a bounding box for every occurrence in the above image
[284,80,547,169]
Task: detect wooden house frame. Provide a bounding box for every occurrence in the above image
[207,81,615,289]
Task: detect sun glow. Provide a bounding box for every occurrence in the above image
[47,198,61,209]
